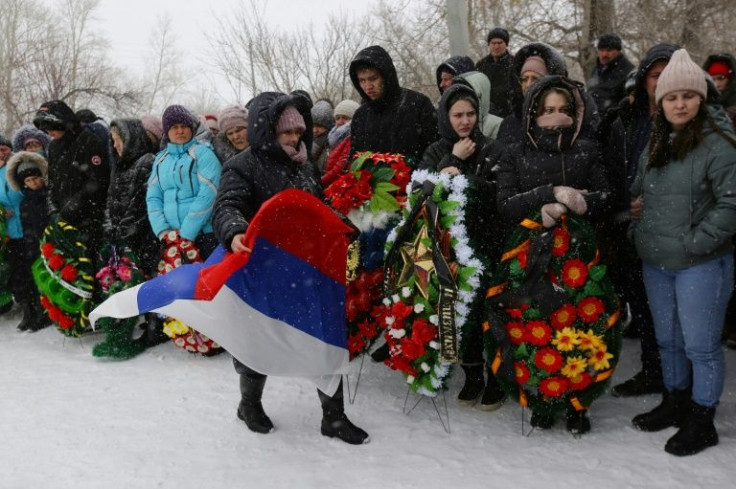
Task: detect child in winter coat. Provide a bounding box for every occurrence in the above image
[5,151,51,331]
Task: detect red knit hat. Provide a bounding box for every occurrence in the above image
[707,61,732,79]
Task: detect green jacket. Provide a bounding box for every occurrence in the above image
[631,107,736,270]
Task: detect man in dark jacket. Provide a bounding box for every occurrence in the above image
[587,33,635,115]
[349,45,437,164]
[33,100,110,254]
[475,27,513,118]
[212,91,369,445]
[436,55,475,95]
[704,53,736,127]
[602,43,680,397]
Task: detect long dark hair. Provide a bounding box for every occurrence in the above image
[647,100,736,170]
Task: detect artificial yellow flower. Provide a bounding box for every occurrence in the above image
[163,318,190,338]
[561,356,588,379]
[552,327,580,352]
[577,329,604,351]
[588,345,614,371]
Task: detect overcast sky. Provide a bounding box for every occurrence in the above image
[89,0,373,105]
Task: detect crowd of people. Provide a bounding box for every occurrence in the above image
[2,27,736,456]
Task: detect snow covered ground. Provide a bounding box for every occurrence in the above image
[2,308,734,489]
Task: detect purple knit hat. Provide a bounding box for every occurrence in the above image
[161,105,198,135]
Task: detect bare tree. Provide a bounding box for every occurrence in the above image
[142,13,185,114]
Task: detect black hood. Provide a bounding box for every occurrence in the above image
[247,91,313,163]
[349,45,401,108]
[704,53,736,107]
[436,84,482,142]
[110,118,153,169]
[436,55,475,93]
[33,100,80,135]
[509,43,568,116]
[522,75,589,150]
[632,42,680,109]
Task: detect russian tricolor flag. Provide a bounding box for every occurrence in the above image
[90,190,357,395]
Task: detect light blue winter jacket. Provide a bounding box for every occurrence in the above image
[146,139,221,241]
[0,164,23,239]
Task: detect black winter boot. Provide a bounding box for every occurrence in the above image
[138,314,169,348]
[27,299,51,332]
[664,402,718,456]
[237,373,274,434]
[16,303,34,332]
[611,370,664,397]
[632,388,690,432]
[566,409,591,434]
[477,366,506,411]
[318,382,369,445]
[530,411,555,429]
[457,364,484,406]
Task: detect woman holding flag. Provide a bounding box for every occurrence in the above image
[212,91,370,445]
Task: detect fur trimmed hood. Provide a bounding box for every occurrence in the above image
[5,151,48,191]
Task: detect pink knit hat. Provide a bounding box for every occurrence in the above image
[655,49,707,104]
[218,105,248,133]
[275,106,306,134]
[140,114,163,140]
[521,56,548,77]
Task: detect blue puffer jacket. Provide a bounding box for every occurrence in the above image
[146,138,221,241]
[0,164,23,239]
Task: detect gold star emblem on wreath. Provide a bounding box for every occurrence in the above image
[397,224,436,298]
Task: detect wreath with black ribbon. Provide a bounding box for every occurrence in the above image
[484,213,622,416]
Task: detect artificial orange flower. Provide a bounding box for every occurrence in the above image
[525,320,553,346]
[550,303,576,330]
[534,347,564,373]
[561,259,588,288]
[577,297,605,324]
[539,376,569,397]
[506,321,526,346]
[514,361,531,383]
[552,227,570,257]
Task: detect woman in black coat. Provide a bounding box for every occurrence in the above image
[33,100,110,256]
[420,84,510,410]
[212,91,369,445]
[496,75,610,433]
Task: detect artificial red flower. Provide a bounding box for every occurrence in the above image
[60,265,78,282]
[411,318,437,344]
[561,259,588,288]
[389,356,418,377]
[568,372,593,390]
[525,320,553,346]
[506,308,523,319]
[552,227,570,257]
[400,337,426,360]
[390,301,414,321]
[514,361,531,383]
[577,297,605,324]
[348,334,366,355]
[41,242,56,258]
[58,314,75,330]
[506,321,526,345]
[357,319,379,340]
[550,303,577,330]
[517,250,528,269]
[534,347,564,374]
[539,376,569,397]
[390,159,412,190]
[48,254,66,271]
[40,296,52,310]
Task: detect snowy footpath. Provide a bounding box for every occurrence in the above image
[1,308,734,489]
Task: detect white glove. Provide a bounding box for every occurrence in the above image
[541,203,568,228]
[553,186,588,215]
